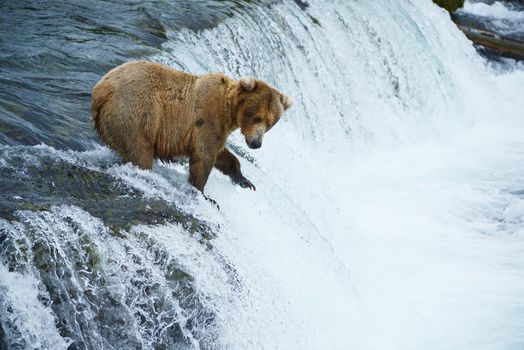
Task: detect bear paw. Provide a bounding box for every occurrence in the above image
[235,177,256,191]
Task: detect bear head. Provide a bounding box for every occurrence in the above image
[235,77,293,149]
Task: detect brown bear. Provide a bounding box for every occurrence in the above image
[91,60,293,193]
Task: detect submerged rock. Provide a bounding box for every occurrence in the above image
[451,9,524,61]
[0,146,212,239]
[456,24,524,60]
[0,145,231,349]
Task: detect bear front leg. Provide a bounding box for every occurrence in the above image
[188,151,216,193]
[214,148,256,191]
[121,139,154,170]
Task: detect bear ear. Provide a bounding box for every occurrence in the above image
[280,93,294,111]
[239,77,256,92]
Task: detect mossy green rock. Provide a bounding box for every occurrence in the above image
[433,0,464,12]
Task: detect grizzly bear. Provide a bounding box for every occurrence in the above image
[91,60,293,193]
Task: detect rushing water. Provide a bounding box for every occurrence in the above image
[455,0,524,63]
[1,0,524,349]
[460,0,524,39]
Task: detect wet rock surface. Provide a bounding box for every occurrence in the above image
[451,1,524,60]
[0,146,212,237]
[452,13,524,60]
[0,144,225,348]
[0,208,221,349]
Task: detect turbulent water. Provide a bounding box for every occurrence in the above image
[1,0,524,349]
[459,0,524,40]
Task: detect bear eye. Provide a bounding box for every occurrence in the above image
[252,116,262,123]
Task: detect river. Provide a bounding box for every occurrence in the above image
[1,1,524,349]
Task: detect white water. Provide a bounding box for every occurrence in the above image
[461,0,524,36]
[0,263,70,349]
[463,1,524,21]
[2,0,524,349]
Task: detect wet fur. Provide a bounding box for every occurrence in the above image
[91,60,292,192]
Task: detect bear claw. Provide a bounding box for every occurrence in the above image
[237,178,256,191]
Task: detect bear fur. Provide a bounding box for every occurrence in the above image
[91,60,293,192]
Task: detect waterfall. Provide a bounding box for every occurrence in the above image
[1,0,524,349]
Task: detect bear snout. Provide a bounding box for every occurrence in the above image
[245,133,263,149]
[248,139,262,149]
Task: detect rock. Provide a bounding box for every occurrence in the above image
[433,0,465,12]
[452,14,524,60]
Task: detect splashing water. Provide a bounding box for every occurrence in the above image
[460,0,524,37]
